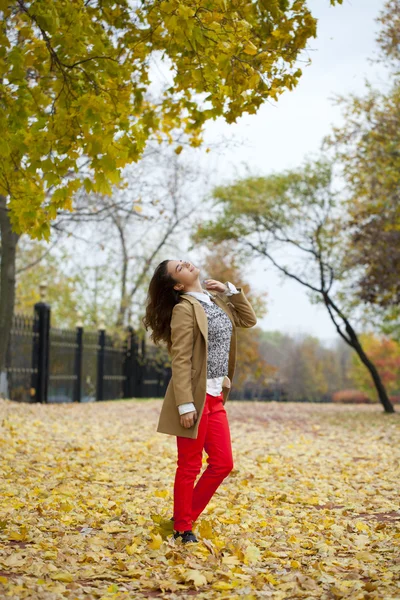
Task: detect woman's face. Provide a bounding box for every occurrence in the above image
[167,259,200,291]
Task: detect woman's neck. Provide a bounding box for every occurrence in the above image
[184,278,204,294]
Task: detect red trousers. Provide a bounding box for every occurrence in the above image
[173,392,233,532]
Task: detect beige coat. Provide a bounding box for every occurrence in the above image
[157,288,257,438]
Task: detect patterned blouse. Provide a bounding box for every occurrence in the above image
[199,299,233,378]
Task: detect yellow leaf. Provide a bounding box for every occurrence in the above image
[148,533,163,550]
[8,530,24,541]
[355,521,370,532]
[184,569,207,587]
[222,555,240,566]
[243,41,258,55]
[212,581,234,590]
[102,524,130,533]
[50,571,74,583]
[265,573,278,585]
[291,560,301,568]
[198,520,213,539]
[244,544,261,564]
[126,543,138,555]
[355,551,374,562]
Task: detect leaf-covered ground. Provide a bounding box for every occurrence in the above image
[1,398,399,600]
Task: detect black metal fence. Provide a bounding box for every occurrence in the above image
[4,301,171,403]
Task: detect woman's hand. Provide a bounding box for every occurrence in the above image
[180,410,198,428]
[203,279,227,293]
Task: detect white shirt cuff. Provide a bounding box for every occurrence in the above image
[178,402,196,416]
[224,281,240,296]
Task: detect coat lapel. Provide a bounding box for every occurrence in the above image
[180,294,208,341]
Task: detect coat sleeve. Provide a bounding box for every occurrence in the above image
[217,288,257,328]
[170,301,195,407]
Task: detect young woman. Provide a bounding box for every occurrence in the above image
[143,259,257,543]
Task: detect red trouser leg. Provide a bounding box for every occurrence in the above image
[191,394,233,522]
[173,393,233,532]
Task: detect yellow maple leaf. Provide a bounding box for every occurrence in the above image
[244,544,261,564]
[184,569,207,587]
[148,533,163,550]
[198,519,213,538]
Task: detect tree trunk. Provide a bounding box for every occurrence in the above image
[0,195,20,386]
[258,248,395,414]
[324,293,395,413]
[115,258,128,329]
[345,322,395,414]
[113,216,129,329]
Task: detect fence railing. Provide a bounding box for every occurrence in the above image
[5,300,171,403]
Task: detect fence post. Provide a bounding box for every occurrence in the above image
[137,332,145,397]
[73,312,83,403]
[123,326,135,398]
[96,313,106,401]
[32,282,50,403]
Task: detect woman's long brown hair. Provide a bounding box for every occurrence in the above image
[142,260,182,351]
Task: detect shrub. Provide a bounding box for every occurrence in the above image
[332,389,373,404]
[389,395,400,404]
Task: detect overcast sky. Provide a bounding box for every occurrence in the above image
[197,0,389,344]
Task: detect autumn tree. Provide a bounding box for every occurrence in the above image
[194,158,395,413]
[325,0,400,340]
[0,0,343,376]
[1,0,343,237]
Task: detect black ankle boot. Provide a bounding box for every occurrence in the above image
[173,530,198,544]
